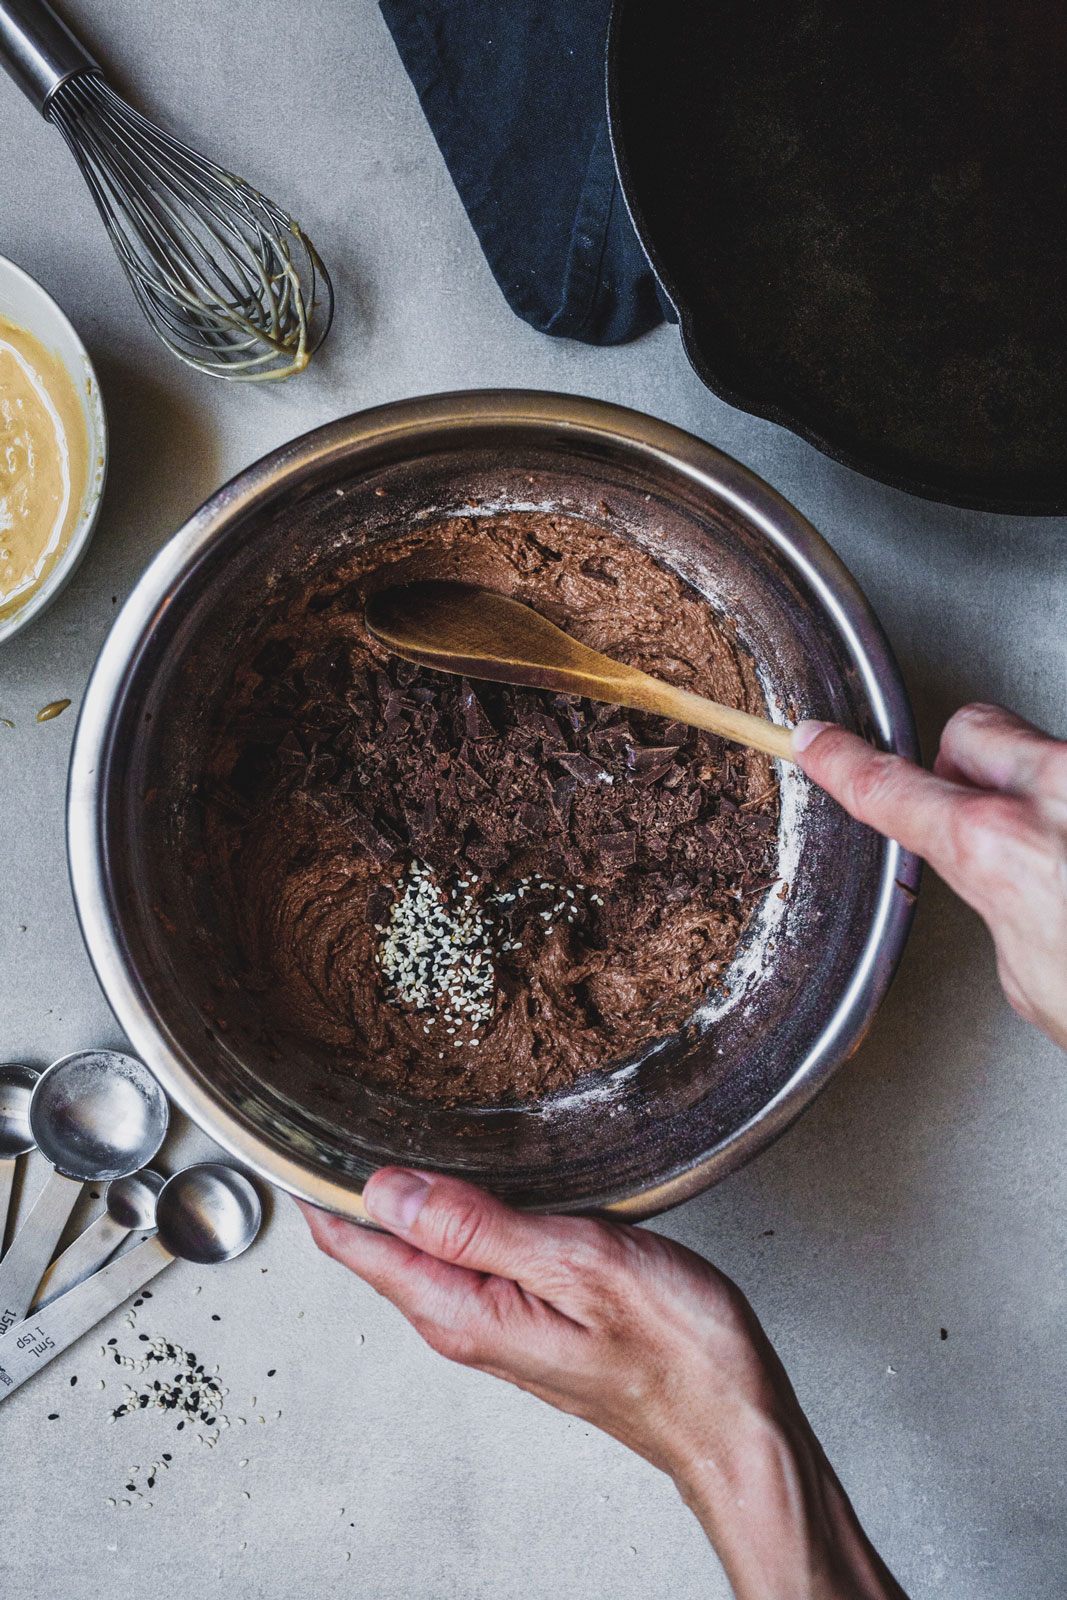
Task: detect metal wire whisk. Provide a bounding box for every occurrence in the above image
[0,0,333,380]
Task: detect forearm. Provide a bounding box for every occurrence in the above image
[673,1407,908,1600]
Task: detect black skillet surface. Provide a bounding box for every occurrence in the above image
[608,0,1067,514]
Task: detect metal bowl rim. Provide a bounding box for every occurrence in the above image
[67,388,919,1221]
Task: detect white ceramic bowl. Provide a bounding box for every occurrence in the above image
[0,254,107,644]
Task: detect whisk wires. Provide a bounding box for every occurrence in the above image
[48,74,332,380]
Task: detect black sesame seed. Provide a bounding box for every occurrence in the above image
[113,1354,121,1365]
[47,1413,59,1420]
[138,1334,149,1342]
[139,1396,149,1408]
[69,1375,77,1386]
[133,1299,143,1308]
[147,1476,155,1488]
[267,1369,276,1377]
[176,1420,184,1430]
[211,1314,221,1321]
[142,1291,152,1299]
[107,1338,117,1346]
[162,1453,171,1461]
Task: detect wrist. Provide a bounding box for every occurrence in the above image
[671,1404,905,1600]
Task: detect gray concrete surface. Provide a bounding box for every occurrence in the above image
[2,2,1066,1595]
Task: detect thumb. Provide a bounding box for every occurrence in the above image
[362,1167,574,1287]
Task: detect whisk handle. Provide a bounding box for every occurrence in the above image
[0,0,100,113]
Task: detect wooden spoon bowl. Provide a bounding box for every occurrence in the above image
[365,581,794,762]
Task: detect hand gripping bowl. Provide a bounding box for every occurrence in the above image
[68,392,919,1222]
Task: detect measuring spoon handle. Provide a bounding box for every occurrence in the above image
[0,1158,15,1257]
[0,1235,173,1399]
[0,1170,82,1334]
[31,1211,130,1309]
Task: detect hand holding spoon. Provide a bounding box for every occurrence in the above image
[0,1052,168,1335]
[31,1167,165,1310]
[365,581,794,762]
[0,1164,260,1400]
[0,1065,39,1257]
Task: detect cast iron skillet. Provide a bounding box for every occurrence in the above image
[608,0,1067,515]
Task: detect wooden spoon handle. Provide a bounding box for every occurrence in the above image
[640,682,794,762]
[599,675,794,763]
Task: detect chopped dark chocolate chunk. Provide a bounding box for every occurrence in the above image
[461,679,496,741]
[345,808,401,864]
[598,831,637,867]
[589,725,632,759]
[518,803,550,835]
[520,710,569,748]
[626,744,680,785]
[554,751,606,785]
[365,886,392,927]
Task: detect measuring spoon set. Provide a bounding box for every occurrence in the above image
[0,1052,261,1400]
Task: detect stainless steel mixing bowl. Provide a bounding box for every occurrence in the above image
[68,391,919,1221]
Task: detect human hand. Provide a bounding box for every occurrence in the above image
[299,1173,905,1599]
[793,703,1067,1051]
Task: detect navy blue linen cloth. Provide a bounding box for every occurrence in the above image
[378,1,669,344]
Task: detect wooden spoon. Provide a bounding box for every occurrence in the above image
[365,581,794,763]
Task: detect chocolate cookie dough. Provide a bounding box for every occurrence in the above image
[203,509,779,1105]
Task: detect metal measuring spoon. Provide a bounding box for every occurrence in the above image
[0,1051,168,1335]
[0,1164,260,1399]
[0,1064,40,1258]
[31,1168,165,1310]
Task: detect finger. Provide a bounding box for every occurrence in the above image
[791,722,966,861]
[296,1197,573,1370]
[361,1167,600,1295]
[297,1195,502,1322]
[296,1196,419,1278]
[933,702,1066,803]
